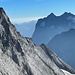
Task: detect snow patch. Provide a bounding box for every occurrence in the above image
[61,69,75,75]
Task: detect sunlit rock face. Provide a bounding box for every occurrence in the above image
[32,12,75,45]
[0,7,75,75]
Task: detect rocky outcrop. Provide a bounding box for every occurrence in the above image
[32,12,75,45]
[48,28,75,69]
[0,7,75,75]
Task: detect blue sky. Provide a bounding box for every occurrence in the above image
[0,0,75,23]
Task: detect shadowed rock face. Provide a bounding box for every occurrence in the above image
[0,7,75,75]
[48,28,75,69]
[32,12,75,45]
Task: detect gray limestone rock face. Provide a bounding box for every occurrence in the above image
[0,7,75,75]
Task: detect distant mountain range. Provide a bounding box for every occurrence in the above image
[15,21,37,37]
[47,28,75,69]
[32,12,75,45]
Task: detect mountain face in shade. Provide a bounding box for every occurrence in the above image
[47,28,75,69]
[0,7,75,75]
[32,12,75,45]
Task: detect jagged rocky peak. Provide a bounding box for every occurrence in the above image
[32,11,75,45]
[0,7,21,39]
[0,7,5,14]
[34,12,75,28]
[0,7,11,24]
[48,12,75,18]
[0,7,75,75]
[50,13,55,16]
[47,13,56,18]
[36,13,56,26]
[61,12,75,17]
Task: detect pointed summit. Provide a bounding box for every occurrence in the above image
[50,13,55,16]
[0,7,4,13]
[61,12,75,17]
[47,13,56,18]
[0,7,7,16]
[0,7,11,24]
[63,12,69,14]
[0,7,19,42]
[61,12,69,17]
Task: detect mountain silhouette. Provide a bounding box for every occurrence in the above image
[48,28,75,69]
[32,12,75,45]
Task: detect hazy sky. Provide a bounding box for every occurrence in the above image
[0,0,75,23]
